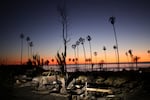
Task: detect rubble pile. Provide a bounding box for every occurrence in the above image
[66,72,143,100]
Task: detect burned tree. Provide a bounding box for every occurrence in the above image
[56,2,70,93]
[56,2,69,74]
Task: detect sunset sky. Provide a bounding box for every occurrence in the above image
[0,0,150,65]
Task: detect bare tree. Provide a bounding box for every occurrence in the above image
[57,1,69,74]
[56,52,65,73]
[33,53,40,66]
[57,2,70,93]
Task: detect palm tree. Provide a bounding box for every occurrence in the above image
[109,16,120,70]
[72,44,76,64]
[147,50,150,57]
[133,56,140,70]
[26,36,30,60]
[125,52,129,66]
[94,52,97,64]
[103,46,107,69]
[29,41,33,59]
[128,49,133,68]
[86,35,92,66]
[20,33,24,65]
[128,49,133,59]
[113,45,117,63]
[76,41,80,64]
[68,58,71,61]
[79,37,86,63]
[51,59,54,65]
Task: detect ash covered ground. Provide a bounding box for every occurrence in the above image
[0,65,150,100]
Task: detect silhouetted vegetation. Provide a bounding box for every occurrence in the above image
[20,33,24,65]
[109,16,120,70]
[79,37,86,63]
[86,35,93,66]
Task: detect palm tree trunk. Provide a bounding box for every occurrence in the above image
[74,48,77,70]
[104,51,107,70]
[30,46,32,59]
[126,55,129,67]
[82,44,86,67]
[28,44,29,59]
[21,39,23,64]
[112,24,120,70]
[77,46,79,64]
[89,41,92,64]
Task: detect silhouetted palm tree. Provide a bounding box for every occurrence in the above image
[128,49,133,58]
[125,52,129,66]
[72,58,75,62]
[50,59,54,65]
[86,35,92,65]
[133,56,140,70]
[113,45,117,63]
[72,44,76,64]
[20,33,24,65]
[147,50,150,56]
[109,16,120,70]
[103,46,107,68]
[26,36,30,59]
[29,41,33,59]
[94,52,97,64]
[125,52,128,60]
[68,58,71,62]
[128,49,133,68]
[79,37,86,63]
[76,41,80,64]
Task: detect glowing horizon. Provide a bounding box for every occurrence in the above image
[2,51,150,65]
[1,0,150,65]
